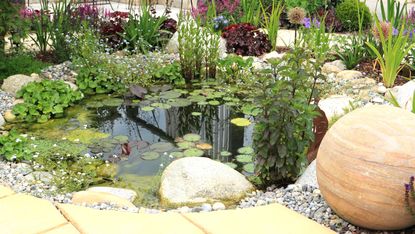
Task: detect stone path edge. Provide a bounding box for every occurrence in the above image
[0,183,335,234]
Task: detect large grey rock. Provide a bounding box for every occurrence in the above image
[295,160,318,188]
[160,157,254,206]
[165,32,227,58]
[1,74,41,96]
[387,80,415,112]
[87,186,137,202]
[318,95,354,121]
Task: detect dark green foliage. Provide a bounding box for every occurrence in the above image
[12,80,83,123]
[0,130,32,161]
[285,0,327,13]
[0,53,50,82]
[335,0,372,32]
[152,61,184,85]
[253,48,318,184]
[0,1,25,55]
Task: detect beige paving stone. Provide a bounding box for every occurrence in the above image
[183,203,336,234]
[41,224,80,234]
[57,204,204,234]
[0,184,14,198]
[0,194,67,234]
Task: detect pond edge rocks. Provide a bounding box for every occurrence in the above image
[159,157,255,207]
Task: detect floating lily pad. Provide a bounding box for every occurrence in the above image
[183,148,204,157]
[231,118,251,127]
[135,141,150,149]
[160,90,182,99]
[224,102,237,106]
[86,101,103,109]
[225,162,237,169]
[197,101,209,105]
[149,142,175,153]
[170,152,184,158]
[150,103,171,109]
[243,163,255,173]
[177,141,194,149]
[191,112,202,116]
[141,151,160,160]
[220,151,232,157]
[237,146,254,155]
[236,154,253,163]
[147,96,160,101]
[151,102,162,107]
[132,99,141,104]
[188,95,207,102]
[167,98,192,107]
[241,104,262,116]
[196,143,212,150]
[141,106,154,112]
[183,133,201,142]
[103,98,123,107]
[114,135,129,143]
[222,97,234,101]
[208,100,220,106]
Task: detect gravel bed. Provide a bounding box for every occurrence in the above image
[0,90,15,115]
[41,61,77,83]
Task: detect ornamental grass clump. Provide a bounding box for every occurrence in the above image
[366,17,415,87]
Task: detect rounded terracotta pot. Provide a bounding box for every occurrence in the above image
[317,105,415,230]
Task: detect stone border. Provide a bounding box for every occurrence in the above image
[0,184,334,234]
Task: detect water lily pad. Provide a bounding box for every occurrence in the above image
[149,142,175,153]
[188,95,207,102]
[103,98,123,107]
[141,106,154,112]
[236,154,253,163]
[177,141,194,149]
[197,101,209,105]
[196,143,212,150]
[208,100,220,106]
[86,101,103,109]
[231,118,251,127]
[134,141,150,149]
[160,90,181,99]
[220,151,232,157]
[225,162,237,169]
[237,146,254,155]
[224,102,237,106]
[141,151,160,160]
[191,112,202,116]
[183,133,201,142]
[170,152,184,158]
[167,98,192,107]
[241,104,262,116]
[183,148,204,157]
[114,135,129,143]
[243,163,255,173]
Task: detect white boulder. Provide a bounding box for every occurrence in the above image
[160,157,254,206]
[318,95,354,121]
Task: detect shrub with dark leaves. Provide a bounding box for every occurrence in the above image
[160,18,177,34]
[99,18,124,49]
[317,8,343,32]
[222,23,271,56]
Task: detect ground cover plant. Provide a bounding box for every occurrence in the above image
[0,53,50,82]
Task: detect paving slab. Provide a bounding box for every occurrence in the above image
[0,194,67,234]
[182,203,335,234]
[41,224,80,234]
[57,203,204,234]
[0,184,14,198]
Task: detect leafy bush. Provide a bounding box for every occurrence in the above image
[0,53,50,82]
[0,130,32,161]
[253,48,319,184]
[99,18,125,49]
[13,80,83,123]
[317,8,343,32]
[152,61,184,85]
[335,0,372,32]
[285,0,327,13]
[222,23,271,56]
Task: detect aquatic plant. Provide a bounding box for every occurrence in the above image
[65,129,110,144]
[13,80,83,123]
[0,130,32,161]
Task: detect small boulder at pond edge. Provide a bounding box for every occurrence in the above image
[3,110,16,123]
[295,160,318,188]
[87,187,137,202]
[159,157,254,207]
[1,74,41,96]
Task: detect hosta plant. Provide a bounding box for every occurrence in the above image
[12,80,83,123]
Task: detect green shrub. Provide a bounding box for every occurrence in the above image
[253,48,319,184]
[0,53,51,82]
[12,80,83,123]
[0,130,32,161]
[152,61,184,85]
[335,0,372,31]
[285,0,327,13]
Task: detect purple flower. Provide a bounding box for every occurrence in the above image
[303,18,311,28]
[406,183,411,191]
[392,27,399,36]
[303,18,320,29]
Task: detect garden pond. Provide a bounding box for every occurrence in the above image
[7,84,259,207]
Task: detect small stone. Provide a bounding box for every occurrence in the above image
[87,187,137,202]
[3,110,16,122]
[31,171,53,183]
[336,70,363,80]
[377,85,387,94]
[178,206,191,213]
[371,96,384,104]
[212,202,226,211]
[201,203,212,212]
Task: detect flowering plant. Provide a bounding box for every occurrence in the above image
[0,130,32,161]
[213,15,229,31]
[405,176,415,217]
